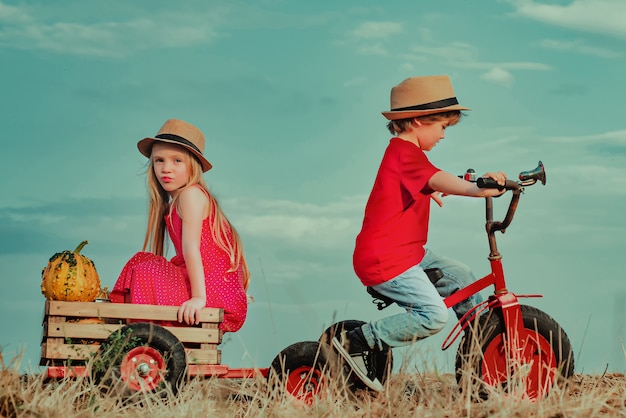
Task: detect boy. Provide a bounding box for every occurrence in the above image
[333,75,507,391]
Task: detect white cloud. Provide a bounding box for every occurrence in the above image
[408,42,477,63]
[0,1,32,23]
[554,164,626,195]
[255,259,341,284]
[349,21,403,40]
[532,129,626,195]
[241,214,352,241]
[495,61,552,70]
[0,3,221,57]
[341,21,404,56]
[356,42,388,56]
[343,76,367,87]
[545,129,626,143]
[226,196,363,249]
[407,42,552,71]
[509,0,626,40]
[481,67,514,87]
[539,38,622,58]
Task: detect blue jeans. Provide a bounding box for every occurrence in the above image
[361,249,483,350]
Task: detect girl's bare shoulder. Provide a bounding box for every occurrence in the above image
[177,185,209,213]
[180,184,208,198]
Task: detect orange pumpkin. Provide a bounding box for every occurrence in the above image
[41,240,101,301]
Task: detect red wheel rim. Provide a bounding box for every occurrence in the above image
[120,346,167,392]
[285,365,325,405]
[481,329,557,400]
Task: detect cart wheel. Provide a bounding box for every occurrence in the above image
[320,319,393,391]
[93,322,187,397]
[456,304,574,400]
[269,341,343,405]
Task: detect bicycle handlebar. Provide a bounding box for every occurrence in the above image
[463,161,546,238]
[472,160,546,191]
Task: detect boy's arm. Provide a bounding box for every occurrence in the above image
[429,170,506,198]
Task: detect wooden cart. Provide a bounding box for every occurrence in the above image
[41,300,270,391]
[40,300,340,402]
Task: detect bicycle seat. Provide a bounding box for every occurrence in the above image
[367,268,443,310]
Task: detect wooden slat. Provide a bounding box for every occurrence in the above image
[46,322,123,340]
[41,342,220,365]
[46,301,222,323]
[44,322,220,344]
[42,342,98,361]
[42,317,66,344]
[186,348,221,365]
[165,326,220,344]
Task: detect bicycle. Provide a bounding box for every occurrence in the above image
[320,161,575,400]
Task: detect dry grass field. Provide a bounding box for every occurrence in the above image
[1,350,624,418]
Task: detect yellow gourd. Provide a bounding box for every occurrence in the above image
[41,240,101,301]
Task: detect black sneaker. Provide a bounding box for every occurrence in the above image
[332,330,384,392]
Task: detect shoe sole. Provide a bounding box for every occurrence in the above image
[331,336,383,392]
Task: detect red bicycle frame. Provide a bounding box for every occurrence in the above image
[441,181,541,355]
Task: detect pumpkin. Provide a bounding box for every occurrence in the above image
[41,240,101,301]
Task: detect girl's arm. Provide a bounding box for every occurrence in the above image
[177,186,209,325]
[428,170,507,200]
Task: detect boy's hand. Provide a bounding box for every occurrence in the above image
[430,191,445,207]
[481,171,508,197]
[482,171,507,186]
[178,297,206,325]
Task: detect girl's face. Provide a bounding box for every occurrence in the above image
[151,142,191,196]
[415,119,450,151]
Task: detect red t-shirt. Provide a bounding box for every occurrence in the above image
[353,138,440,286]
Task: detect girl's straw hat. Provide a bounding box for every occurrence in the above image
[382,75,470,120]
[137,119,212,172]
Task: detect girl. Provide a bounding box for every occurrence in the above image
[110,119,249,332]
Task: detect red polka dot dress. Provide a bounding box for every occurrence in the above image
[111,192,248,333]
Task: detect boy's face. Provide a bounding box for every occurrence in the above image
[414,119,450,151]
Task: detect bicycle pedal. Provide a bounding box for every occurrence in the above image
[367,287,394,310]
[424,268,443,284]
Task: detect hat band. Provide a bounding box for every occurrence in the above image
[392,97,459,112]
[155,133,203,155]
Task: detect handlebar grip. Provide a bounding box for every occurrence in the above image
[476,177,503,189]
[477,178,521,192]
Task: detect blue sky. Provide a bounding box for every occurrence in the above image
[1,0,625,376]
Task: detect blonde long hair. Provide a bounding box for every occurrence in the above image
[142,146,250,290]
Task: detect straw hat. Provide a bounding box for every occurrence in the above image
[137,119,212,172]
[382,75,470,120]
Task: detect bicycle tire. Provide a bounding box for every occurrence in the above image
[456,304,574,400]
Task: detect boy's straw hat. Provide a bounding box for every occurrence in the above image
[382,75,470,120]
[137,119,212,172]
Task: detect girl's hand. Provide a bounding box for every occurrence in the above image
[178,297,206,325]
